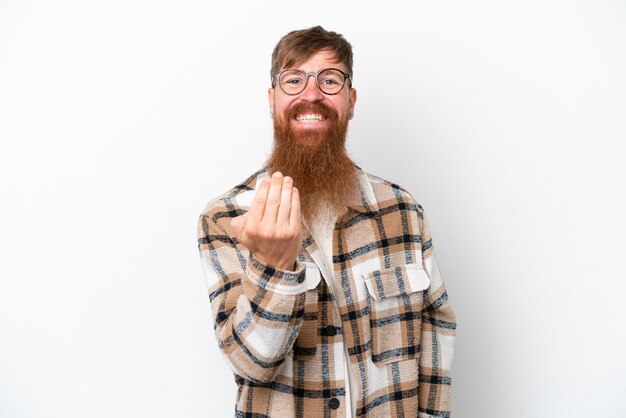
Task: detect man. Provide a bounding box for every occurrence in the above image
[198,26,456,417]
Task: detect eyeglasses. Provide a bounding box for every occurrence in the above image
[272,68,352,96]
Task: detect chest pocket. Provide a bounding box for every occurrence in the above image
[364,264,430,366]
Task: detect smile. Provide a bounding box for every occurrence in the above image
[295,114,326,122]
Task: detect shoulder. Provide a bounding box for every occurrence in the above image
[199,168,266,222]
[361,169,425,215]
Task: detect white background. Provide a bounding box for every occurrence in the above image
[1,1,625,417]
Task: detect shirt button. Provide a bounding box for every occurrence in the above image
[328,397,340,409]
[324,325,337,336]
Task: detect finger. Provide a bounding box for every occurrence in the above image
[248,177,270,223]
[276,176,293,224]
[238,212,249,228]
[289,187,301,227]
[263,171,283,223]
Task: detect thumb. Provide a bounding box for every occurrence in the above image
[231,215,245,241]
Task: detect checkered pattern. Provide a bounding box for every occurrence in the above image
[198,167,456,417]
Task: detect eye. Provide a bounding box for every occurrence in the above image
[280,70,306,87]
[318,70,344,88]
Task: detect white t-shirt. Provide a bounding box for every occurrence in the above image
[308,208,356,417]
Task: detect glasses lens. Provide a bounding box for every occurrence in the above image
[279,70,307,95]
[317,69,345,94]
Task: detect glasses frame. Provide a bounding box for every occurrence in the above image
[272,68,352,96]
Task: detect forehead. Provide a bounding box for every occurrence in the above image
[286,50,346,72]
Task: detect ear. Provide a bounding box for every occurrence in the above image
[268,87,275,114]
[349,87,357,115]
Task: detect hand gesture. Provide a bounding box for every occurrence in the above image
[231,172,302,271]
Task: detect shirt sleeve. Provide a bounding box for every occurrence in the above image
[197,208,311,384]
[418,214,457,417]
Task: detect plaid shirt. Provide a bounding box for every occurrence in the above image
[198,167,456,417]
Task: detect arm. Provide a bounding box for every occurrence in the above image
[418,215,457,417]
[198,173,307,383]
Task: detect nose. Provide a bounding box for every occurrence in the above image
[300,74,324,101]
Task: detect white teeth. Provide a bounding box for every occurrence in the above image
[296,114,324,122]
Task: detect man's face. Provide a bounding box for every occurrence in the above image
[268,49,357,146]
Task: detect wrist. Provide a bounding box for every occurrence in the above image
[252,252,297,272]
[246,253,307,294]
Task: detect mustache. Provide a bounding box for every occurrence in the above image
[286,101,336,120]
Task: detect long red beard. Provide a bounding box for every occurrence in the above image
[267,101,358,222]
